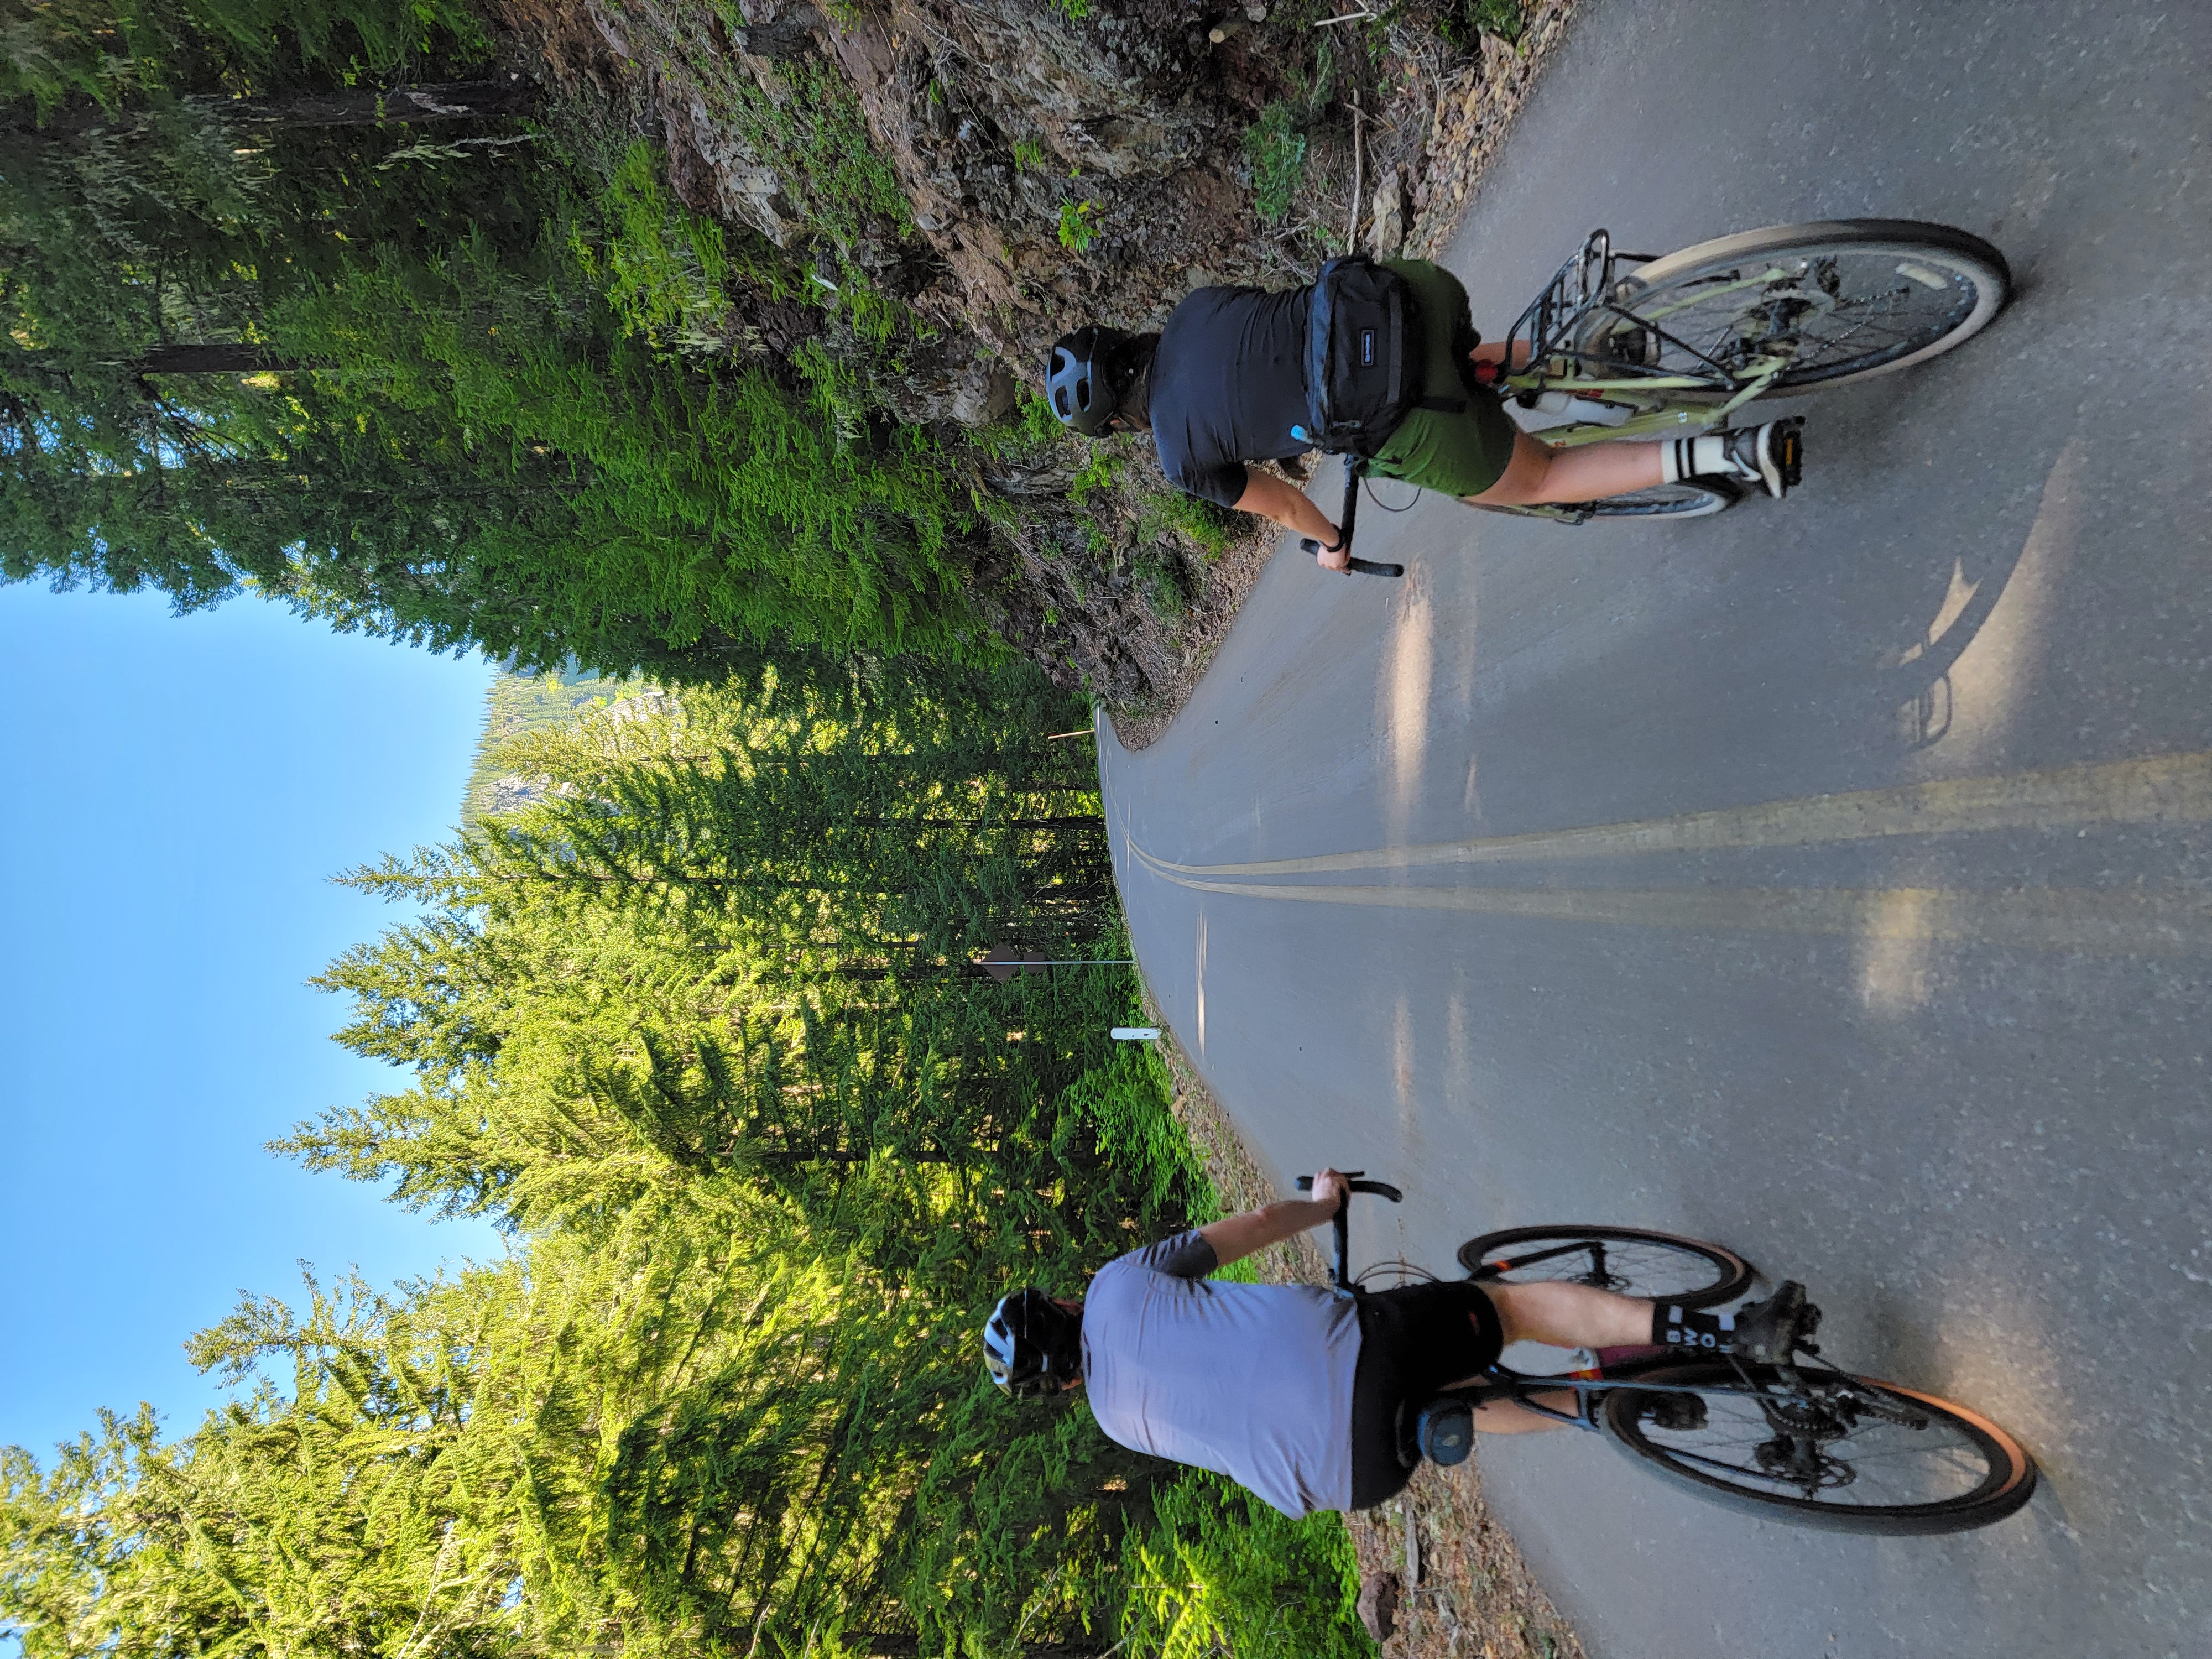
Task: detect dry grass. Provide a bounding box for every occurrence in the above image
[1139,989,1586,1659]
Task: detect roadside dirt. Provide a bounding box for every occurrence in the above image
[1144,998,1588,1659]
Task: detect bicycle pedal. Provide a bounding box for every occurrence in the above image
[1777,418,1805,489]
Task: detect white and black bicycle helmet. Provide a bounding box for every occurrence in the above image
[983,1287,1083,1399]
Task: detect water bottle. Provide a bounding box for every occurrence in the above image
[1528,392,1633,427]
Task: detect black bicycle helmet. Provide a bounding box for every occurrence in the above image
[983,1287,1083,1399]
[1046,325,1131,436]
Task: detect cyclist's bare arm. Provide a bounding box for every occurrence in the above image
[1198,1167,1349,1267]
[1232,468,1349,571]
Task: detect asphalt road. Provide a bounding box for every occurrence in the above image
[1095,3,2212,1654]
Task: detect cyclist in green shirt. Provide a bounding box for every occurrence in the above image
[1046,261,1800,570]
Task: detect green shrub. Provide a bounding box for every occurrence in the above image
[1138,487,1239,560]
[1443,0,1525,46]
[1243,101,1309,224]
[1058,196,1102,252]
[567,140,731,353]
[1120,1471,1373,1659]
[1135,547,1190,623]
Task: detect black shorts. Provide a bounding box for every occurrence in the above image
[1348,1280,1504,1510]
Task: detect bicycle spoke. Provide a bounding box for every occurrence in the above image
[1628,1382,2001,1509]
[1620,249,1980,385]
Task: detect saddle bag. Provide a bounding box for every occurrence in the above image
[1300,255,1456,458]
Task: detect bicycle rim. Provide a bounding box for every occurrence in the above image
[1602,1361,2038,1533]
[1459,1226,1754,1306]
[1579,220,2010,395]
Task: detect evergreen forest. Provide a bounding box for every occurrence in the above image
[0,0,1495,1646]
[1,0,1025,677]
[0,651,1372,1658]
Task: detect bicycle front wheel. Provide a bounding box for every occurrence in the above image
[1478,478,1736,524]
[1576,220,2010,394]
[1601,1361,2038,1533]
[1459,1225,1755,1306]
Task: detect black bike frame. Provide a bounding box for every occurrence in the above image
[1311,1173,1761,1434]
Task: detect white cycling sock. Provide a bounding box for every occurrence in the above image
[1658,433,1748,485]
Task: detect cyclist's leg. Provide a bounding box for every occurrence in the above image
[1441,1280,1652,1433]
[1486,1277,1655,1348]
[1465,429,1665,508]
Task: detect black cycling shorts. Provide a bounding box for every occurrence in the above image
[1348,1280,1504,1510]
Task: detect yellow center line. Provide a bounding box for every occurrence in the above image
[1139,875,2212,952]
[1136,750,2212,880]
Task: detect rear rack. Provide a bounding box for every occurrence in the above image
[1498,228,1708,403]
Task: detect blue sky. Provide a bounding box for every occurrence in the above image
[0,583,504,1460]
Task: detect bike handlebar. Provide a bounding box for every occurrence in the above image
[1297,456,1403,578]
[1295,1171,1405,1297]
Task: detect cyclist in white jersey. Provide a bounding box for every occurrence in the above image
[983,1167,1808,1515]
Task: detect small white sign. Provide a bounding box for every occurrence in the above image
[1110,1027,1162,1041]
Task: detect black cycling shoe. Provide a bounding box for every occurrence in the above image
[1731,1280,1819,1364]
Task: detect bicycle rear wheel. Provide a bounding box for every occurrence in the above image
[1478,478,1736,524]
[1601,1361,2038,1533]
[1459,1225,1754,1307]
[1575,220,2010,394]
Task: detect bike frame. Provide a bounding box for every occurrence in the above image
[1319,1174,1866,1441]
[1435,1345,1722,1433]
[1493,228,1796,449]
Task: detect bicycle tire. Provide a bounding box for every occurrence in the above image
[1601,1361,2038,1534]
[1458,1225,1754,1307]
[1575,220,2010,395]
[1477,478,1736,524]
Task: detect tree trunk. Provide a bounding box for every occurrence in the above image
[223,78,538,126]
[134,343,301,375]
[843,1642,1103,1658]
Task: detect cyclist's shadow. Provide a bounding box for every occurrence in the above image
[1881,555,2007,750]
[1870,436,2080,753]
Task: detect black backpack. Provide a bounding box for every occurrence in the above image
[1298,255,1463,458]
